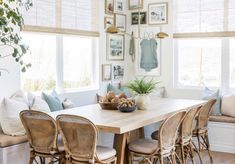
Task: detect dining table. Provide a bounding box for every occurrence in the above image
[49,98,205,164]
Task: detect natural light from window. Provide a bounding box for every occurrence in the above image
[177,39,221,88]
[21,33,56,92]
[63,36,95,89]
[230,39,235,88]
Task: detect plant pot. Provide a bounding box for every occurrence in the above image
[135,94,150,110]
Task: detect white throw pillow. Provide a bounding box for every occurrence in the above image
[221,94,235,118]
[0,98,28,136]
[62,98,75,109]
[28,92,51,113]
[10,90,28,105]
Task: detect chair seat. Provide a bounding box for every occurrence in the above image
[151,130,159,140]
[96,146,116,161]
[128,139,158,155]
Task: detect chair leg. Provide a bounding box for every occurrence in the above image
[192,140,203,164]
[189,142,195,164]
[160,155,164,164]
[205,133,213,163]
[180,145,185,164]
[128,151,133,164]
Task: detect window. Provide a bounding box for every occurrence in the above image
[174,0,235,89]
[176,39,221,88]
[21,33,57,92]
[21,33,99,92]
[230,39,235,88]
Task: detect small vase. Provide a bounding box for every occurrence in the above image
[135,94,150,110]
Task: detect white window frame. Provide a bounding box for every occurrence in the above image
[21,32,99,93]
[173,37,233,90]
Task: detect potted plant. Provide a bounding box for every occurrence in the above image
[127,77,159,110]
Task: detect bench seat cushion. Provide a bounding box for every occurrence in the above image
[0,130,27,147]
[209,115,235,124]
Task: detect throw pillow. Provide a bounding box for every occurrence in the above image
[221,94,235,118]
[10,90,28,105]
[119,86,133,98]
[62,98,75,109]
[42,92,63,112]
[107,84,122,95]
[0,98,28,136]
[28,92,51,113]
[201,87,221,115]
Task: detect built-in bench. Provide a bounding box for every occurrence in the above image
[208,115,235,154]
[0,129,29,164]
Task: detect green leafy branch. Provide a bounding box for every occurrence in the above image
[0,0,32,72]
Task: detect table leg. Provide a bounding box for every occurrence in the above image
[113,128,145,164]
[113,133,128,164]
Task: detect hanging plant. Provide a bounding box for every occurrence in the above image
[0,0,32,73]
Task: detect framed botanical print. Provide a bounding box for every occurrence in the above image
[131,12,147,25]
[114,13,126,32]
[128,0,143,10]
[114,0,125,13]
[105,0,114,15]
[102,64,112,81]
[104,17,114,29]
[148,3,168,25]
[107,34,125,61]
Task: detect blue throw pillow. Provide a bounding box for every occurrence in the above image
[107,84,132,98]
[201,87,221,115]
[107,84,122,95]
[42,92,63,112]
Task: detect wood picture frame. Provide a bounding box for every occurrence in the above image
[128,0,143,10]
[106,34,125,61]
[105,0,114,15]
[131,12,147,25]
[102,64,112,81]
[104,17,114,29]
[148,3,168,25]
[114,13,126,32]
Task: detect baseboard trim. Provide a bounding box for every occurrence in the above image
[211,143,235,154]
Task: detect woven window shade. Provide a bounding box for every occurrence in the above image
[173,0,235,38]
[22,0,100,37]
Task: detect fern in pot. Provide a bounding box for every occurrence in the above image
[127,77,159,110]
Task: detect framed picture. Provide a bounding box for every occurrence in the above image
[104,17,114,29]
[114,13,126,32]
[131,12,147,25]
[113,65,124,82]
[128,0,143,10]
[107,34,125,61]
[148,3,168,25]
[102,64,112,81]
[114,0,125,13]
[105,0,114,15]
[133,26,161,76]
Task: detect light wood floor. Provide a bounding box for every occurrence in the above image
[133,151,235,164]
[193,151,235,164]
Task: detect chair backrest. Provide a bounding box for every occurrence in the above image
[197,99,216,129]
[20,110,58,154]
[56,115,98,163]
[180,106,201,142]
[158,110,187,154]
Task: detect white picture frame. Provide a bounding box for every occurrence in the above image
[114,0,125,13]
[102,64,112,81]
[114,13,126,32]
[107,34,125,61]
[113,64,124,82]
[148,3,168,25]
[133,27,161,76]
[129,0,143,10]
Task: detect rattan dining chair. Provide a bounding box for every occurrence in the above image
[20,110,65,164]
[128,110,187,164]
[56,114,117,164]
[192,99,216,164]
[176,106,202,164]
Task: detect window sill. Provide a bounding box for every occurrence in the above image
[174,85,220,91]
[60,86,99,94]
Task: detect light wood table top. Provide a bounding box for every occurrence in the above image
[49,98,205,134]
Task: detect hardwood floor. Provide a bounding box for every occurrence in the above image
[193,151,235,164]
[133,151,235,164]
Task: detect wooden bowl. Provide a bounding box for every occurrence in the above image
[99,102,119,110]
